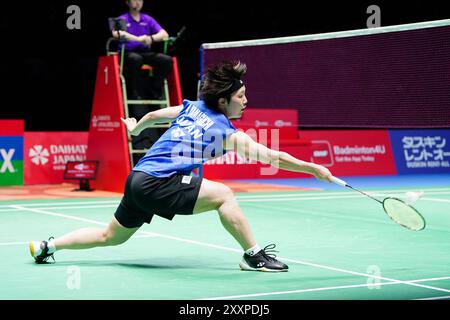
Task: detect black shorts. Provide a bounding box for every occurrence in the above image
[114,171,203,228]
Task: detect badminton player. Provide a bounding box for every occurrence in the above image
[30,61,333,272]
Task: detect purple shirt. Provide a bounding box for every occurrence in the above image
[118,12,162,51]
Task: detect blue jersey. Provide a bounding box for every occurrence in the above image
[133,100,237,177]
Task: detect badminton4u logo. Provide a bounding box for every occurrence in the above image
[311,140,334,166]
[29,145,50,165]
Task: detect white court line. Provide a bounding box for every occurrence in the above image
[1,187,449,209]
[0,195,397,213]
[236,188,450,199]
[9,205,109,227]
[1,190,448,212]
[200,276,450,300]
[239,195,364,202]
[416,295,450,300]
[4,225,447,299]
[241,192,450,204]
[0,241,29,246]
[0,205,119,213]
[0,200,119,209]
[0,234,156,246]
[9,205,450,296]
[0,196,364,211]
[131,234,157,239]
[9,205,247,253]
[421,197,450,203]
[0,196,360,213]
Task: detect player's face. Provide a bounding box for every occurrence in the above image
[227,86,247,119]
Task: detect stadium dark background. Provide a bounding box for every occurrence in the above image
[1,0,449,131]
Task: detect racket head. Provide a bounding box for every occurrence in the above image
[382,197,426,231]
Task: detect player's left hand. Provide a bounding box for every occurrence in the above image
[310,163,333,182]
[120,117,138,135]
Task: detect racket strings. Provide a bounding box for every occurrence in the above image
[343,183,425,231]
[383,198,426,231]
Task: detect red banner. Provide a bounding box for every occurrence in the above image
[203,129,396,179]
[299,130,397,176]
[86,55,131,193]
[24,132,88,184]
[64,161,99,180]
[167,57,183,106]
[203,109,312,179]
[202,147,312,179]
[0,120,24,136]
[232,108,298,140]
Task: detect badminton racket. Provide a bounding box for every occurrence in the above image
[330,176,426,231]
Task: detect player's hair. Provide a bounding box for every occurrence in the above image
[200,60,247,112]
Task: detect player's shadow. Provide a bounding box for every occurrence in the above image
[38,258,235,271]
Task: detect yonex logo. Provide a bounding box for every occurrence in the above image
[29,145,50,165]
[0,148,15,173]
[257,262,265,267]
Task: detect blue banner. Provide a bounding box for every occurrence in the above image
[389,129,450,174]
[0,136,24,161]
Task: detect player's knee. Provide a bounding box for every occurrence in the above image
[221,185,236,204]
[101,230,126,246]
[99,231,110,245]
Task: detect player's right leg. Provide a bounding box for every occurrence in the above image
[192,178,288,272]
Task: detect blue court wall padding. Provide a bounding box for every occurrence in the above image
[0,136,24,161]
[389,129,450,174]
[0,120,24,186]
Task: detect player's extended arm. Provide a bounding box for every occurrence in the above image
[121,105,182,136]
[227,131,333,181]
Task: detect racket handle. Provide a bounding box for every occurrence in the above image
[330,176,348,187]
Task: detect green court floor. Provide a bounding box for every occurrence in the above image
[0,186,449,300]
